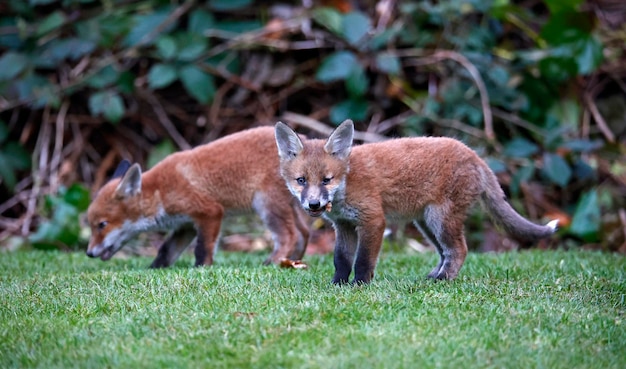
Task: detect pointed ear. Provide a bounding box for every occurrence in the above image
[114,163,142,199]
[324,119,353,160]
[275,122,304,160]
[111,159,132,180]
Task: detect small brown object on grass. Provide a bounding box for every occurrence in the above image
[279,259,308,269]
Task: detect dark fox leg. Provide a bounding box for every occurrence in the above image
[414,219,445,279]
[352,216,386,285]
[332,220,359,284]
[150,227,196,268]
[193,207,224,266]
[423,206,468,280]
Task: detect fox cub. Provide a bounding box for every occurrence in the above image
[87,126,309,267]
[275,120,557,284]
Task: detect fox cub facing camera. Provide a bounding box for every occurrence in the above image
[275,120,557,284]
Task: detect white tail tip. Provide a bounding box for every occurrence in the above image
[546,219,559,232]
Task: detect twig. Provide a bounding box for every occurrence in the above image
[399,49,495,141]
[281,112,387,142]
[49,100,69,193]
[375,111,416,133]
[491,107,547,137]
[22,109,52,236]
[139,89,191,150]
[583,92,615,143]
[375,0,396,32]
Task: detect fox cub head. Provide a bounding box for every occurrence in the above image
[275,120,354,217]
[86,160,146,261]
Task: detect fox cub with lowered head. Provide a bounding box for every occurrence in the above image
[87,126,309,268]
[275,120,557,284]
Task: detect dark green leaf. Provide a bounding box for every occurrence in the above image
[487,65,509,86]
[503,138,539,158]
[561,139,603,152]
[0,155,17,190]
[312,7,342,34]
[123,10,174,47]
[177,33,208,61]
[341,11,371,45]
[36,38,96,67]
[0,52,29,81]
[510,164,535,197]
[571,158,596,181]
[330,99,368,124]
[179,64,215,104]
[116,71,136,95]
[542,152,571,186]
[209,0,253,11]
[0,121,7,143]
[89,91,125,123]
[63,184,91,211]
[345,65,368,98]
[485,158,507,174]
[148,63,178,89]
[147,140,176,169]
[375,53,401,76]
[86,65,119,89]
[36,11,66,36]
[189,9,215,36]
[572,34,603,74]
[538,56,577,82]
[543,0,585,15]
[316,51,359,83]
[156,35,178,60]
[0,17,22,48]
[569,189,600,241]
[3,141,31,170]
[14,73,59,109]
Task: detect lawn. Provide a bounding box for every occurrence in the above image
[0,249,624,369]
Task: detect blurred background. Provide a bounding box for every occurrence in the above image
[0,0,624,258]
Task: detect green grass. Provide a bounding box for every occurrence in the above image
[1,249,624,369]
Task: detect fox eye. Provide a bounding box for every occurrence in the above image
[97,221,108,230]
[296,177,307,186]
[322,177,332,185]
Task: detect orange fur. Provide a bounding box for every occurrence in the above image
[275,120,557,284]
[87,127,309,267]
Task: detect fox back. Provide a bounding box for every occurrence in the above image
[87,126,309,267]
[275,120,557,284]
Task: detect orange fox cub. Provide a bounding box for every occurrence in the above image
[86,127,309,268]
[275,120,557,284]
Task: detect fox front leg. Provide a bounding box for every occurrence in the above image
[192,207,224,266]
[332,221,358,285]
[352,217,386,285]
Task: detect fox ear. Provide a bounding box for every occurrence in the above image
[111,159,132,180]
[114,163,142,199]
[324,119,353,160]
[275,122,304,160]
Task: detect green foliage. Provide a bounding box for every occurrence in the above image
[29,184,91,250]
[0,121,30,191]
[569,189,601,242]
[1,251,624,368]
[0,0,622,250]
[147,139,176,169]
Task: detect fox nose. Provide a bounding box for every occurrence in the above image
[308,200,321,210]
[86,249,95,258]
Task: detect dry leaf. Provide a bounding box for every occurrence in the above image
[279,259,308,269]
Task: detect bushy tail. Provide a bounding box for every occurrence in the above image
[479,165,558,241]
